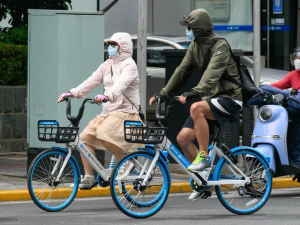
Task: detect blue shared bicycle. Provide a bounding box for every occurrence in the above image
[110,96,272,219]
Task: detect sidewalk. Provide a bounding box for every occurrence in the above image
[1,151,300,201]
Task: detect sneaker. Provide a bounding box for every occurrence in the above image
[71,175,97,190]
[116,160,135,181]
[188,190,203,201]
[187,151,210,172]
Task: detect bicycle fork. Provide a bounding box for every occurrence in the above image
[117,149,160,194]
[52,146,73,183]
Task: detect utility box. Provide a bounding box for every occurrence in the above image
[27,10,105,150]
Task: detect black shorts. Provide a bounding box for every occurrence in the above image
[182,97,242,129]
[183,116,217,135]
[206,97,242,126]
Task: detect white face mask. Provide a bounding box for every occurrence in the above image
[294,59,300,71]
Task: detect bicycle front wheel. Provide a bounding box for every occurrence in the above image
[27,149,80,212]
[215,147,272,215]
[110,151,170,219]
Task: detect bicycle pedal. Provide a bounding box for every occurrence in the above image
[201,191,212,199]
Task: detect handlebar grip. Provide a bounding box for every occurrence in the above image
[155,96,179,121]
[155,98,165,119]
[66,97,72,119]
[288,97,300,105]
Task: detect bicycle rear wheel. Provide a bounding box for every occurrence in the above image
[110,151,170,219]
[215,147,272,215]
[27,149,80,212]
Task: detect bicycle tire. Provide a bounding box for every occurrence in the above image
[214,147,272,215]
[27,149,80,212]
[110,151,170,219]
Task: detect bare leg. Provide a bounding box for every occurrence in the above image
[177,128,197,163]
[81,144,96,175]
[101,140,123,161]
[190,101,216,158]
[81,140,123,176]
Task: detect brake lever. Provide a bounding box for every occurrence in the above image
[59,97,69,104]
[90,99,107,106]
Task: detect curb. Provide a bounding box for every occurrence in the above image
[0,178,300,202]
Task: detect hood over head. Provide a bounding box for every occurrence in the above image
[106,32,133,60]
[181,9,214,38]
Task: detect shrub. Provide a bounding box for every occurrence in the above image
[0,43,27,85]
[0,27,28,45]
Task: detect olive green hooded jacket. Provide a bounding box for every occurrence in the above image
[161,9,243,101]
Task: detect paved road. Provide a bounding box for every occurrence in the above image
[0,188,300,225]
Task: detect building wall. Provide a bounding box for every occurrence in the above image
[0,86,28,152]
[100,0,191,38]
[0,0,96,28]
[151,0,191,35]
[100,0,140,37]
[0,0,254,52]
[71,0,96,11]
[101,0,252,50]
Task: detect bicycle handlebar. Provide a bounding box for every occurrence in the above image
[155,96,180,121]
[61,97,102,127]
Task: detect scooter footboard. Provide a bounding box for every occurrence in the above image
[254,144,275,174]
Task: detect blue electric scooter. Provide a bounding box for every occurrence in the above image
[251,91,300,181]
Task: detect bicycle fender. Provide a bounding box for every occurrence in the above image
[212,146,270,181]
[51,147,82,178]
[137,148,172,186]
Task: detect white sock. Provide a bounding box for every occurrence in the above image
[84,175,94,180]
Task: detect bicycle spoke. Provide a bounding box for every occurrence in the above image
[28,150,79,212]
[216,149,272,215]
[110,152,170,218]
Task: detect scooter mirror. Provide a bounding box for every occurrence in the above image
[272,94,285,105]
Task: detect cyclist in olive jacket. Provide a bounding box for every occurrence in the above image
[149,8,242,201]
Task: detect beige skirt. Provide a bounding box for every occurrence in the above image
[79,111,144,153]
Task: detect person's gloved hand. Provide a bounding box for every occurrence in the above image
[58,92,72,103]
[179,91,198,104]
[149,93,166,105]
[95,94,109,103]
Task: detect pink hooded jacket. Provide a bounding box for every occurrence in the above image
[70,32,140,116]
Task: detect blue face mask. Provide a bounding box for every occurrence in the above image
[108,45,119,57]
[186,28,195,41]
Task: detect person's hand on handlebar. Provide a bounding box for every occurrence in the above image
[58,92,73,103]
[149,93,166,105]
[179,91,198,104]
[94,94,109,103]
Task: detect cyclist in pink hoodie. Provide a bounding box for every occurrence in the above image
[58,32,142,189]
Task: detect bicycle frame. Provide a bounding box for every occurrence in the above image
[138,137,250,187]
[54,135,113,183]
[49,98,115,183]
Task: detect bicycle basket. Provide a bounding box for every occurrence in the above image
[124,120,167,144]
[38,120,79,143]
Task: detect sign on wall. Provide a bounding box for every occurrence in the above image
[195,0,230,21]
[273,0,283,14]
